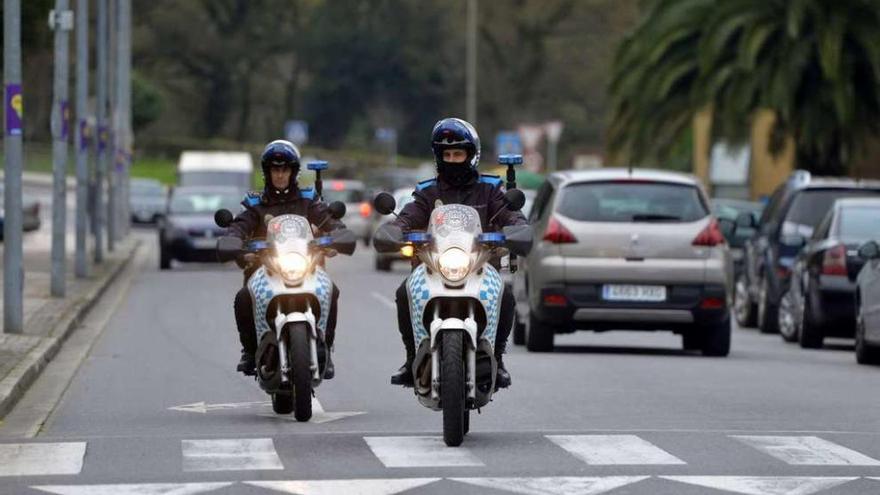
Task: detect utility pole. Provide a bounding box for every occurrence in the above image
[94,0,107,262]
[50,0,73,297]
[106,0,116,251]
[119,0,132,238]
[466,0,477,125]
[4,0,24,333]
[74,0,89,278]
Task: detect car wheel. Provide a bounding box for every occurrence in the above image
[700,315,731,357]
[526,312,554,352]
[798,290,824,349]
[855,303,880,365]
[777,288,800,343]
[734,274,757,328]
[681,331,701,351]
[757,276,779,334]
[512,312,525,346]
[375,257,392,272]
[160,244,171,270]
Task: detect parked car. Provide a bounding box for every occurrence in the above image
[130,178,168,224]
[514,169,732,356]
[734,171,880,333]
[321,179,371,245]
[855,240,880,364]
[0,183,41,239]
[158,186,241,269]
[777,198,880,348]
[373,188,417,271]
[711,198,763,279]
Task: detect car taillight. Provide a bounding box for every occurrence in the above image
[359,202,372,218]
[822,244,847,276]
[543,216,577,244]
[692,219,726,247]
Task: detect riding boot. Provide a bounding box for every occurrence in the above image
[494,339,511,389]
[390,328,416,386]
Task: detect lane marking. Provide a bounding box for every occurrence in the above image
[244,478,441,495]
[371,292,397,310]
[0,442,86,476]
[546,435,686,465]
[181,438,283,472]
[733,436,880,466]
[451,476,650,495]
[32,483,235,495]
[364,436,484,467]
[662,476,859,495]
[168,401,270,414]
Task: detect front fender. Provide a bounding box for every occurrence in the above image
[274,311,317,339]
[429,317,478,350]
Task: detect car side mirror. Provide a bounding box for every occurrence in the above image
[373,192,397,216]
[736,211,757,229]
[780,234,807,248]
[214,209,233,228]
[504,188,526,211]
[858,241,880,260]
[328,201,346,220]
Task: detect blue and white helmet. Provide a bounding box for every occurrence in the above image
[431,118,481,170]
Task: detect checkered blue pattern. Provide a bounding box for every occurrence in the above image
[314,268,332,335]
[478,265,503,343]
[248,267,275,339]
[407,265,431,342]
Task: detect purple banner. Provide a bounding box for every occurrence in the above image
[61,100,70,139]
[5,84,23,136]
[79,119,91,151]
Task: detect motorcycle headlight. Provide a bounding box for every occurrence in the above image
[275,252,309,281]
[438,247,471,282]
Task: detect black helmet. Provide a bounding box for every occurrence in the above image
[431,118,481,186]
[260,139,300,194]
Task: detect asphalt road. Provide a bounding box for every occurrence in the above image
[2,237,880,495]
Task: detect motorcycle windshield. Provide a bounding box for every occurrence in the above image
[428,204,482,253]
[266,215,313,255]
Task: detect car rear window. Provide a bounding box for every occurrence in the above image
[323,188,364,203]
[556,181,708,222]
[170,192,241,214]
[838,205,880,242]
[783,189,880,237]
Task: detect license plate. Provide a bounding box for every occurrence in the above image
[602,284,666,302]
[192,237,216,249]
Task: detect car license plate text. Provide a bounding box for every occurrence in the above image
[602,284,666,302]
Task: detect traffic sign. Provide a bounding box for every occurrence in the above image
[284,120,308,146]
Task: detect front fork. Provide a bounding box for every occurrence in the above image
[274,302,322,385]
[429,300,477,402]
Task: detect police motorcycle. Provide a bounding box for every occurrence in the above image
[214,161,356,422]
[372,156,532,446]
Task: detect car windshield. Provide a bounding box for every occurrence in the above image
[169,191,241,215]
[838,205,880,242]
[783,189,880,238]
[131,183,165,196]
[322,187,365,203]
[557,181,708,222]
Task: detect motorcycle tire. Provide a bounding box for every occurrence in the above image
[289,322,313,422]
[441,331,466,447]
[271,392,294,415]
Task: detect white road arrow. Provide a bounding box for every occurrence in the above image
[661,476,859,495]
[451,476,649,495]
[168,398,365,424]
[260,397,366,424]
[31,483,234,495]
[244,478,441,495]
[168,401,269,414]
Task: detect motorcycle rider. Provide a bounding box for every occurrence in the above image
[225,140,347,377]
[375,118,527,389]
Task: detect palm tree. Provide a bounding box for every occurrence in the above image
[609,0,880,175]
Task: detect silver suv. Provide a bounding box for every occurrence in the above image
[515,169,732,356]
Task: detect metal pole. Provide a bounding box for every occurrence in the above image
[50,1,72,297]
[4,0,24,333]
[120,0,132,238]
[106,0,116,251]
[74,0,89,277]
[94,0,107,262]
[466,0,477,125]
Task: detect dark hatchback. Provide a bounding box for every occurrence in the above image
[778,198,880,348]
[734,171,880,333]
[159,186,242,269]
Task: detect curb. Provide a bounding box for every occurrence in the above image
[0,240,141,420]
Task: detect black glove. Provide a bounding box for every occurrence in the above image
[329,228,357,256]
[502,224,534,257]
[373,223,403,253]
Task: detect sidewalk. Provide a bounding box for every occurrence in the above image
[0,238,140,419]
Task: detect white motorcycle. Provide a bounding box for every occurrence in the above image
[373,189,532,446]
[215,202,355,421]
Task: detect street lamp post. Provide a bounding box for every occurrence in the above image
[74,0,90,278]
[4,0,24,333]
[50,1,73,297]
[466,0,477,125]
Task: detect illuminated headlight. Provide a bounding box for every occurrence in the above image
[438,247,471,282]
[276,252,309,281]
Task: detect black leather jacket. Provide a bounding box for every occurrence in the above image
[226,187,346,242]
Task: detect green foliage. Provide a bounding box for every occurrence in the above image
[608,0,880,175]
[132,72,164,132]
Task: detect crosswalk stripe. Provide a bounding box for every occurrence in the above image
[363,436,484,467]
[546,435,686,465]
[243,478,442,495]
[181,438,284,472]
[0,442,86,477]
[661,476,859,495]
[450,476,651,495]
[732,436,880,466]
[31,483,235,495]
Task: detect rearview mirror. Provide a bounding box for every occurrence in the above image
[504,188,526,211]
[858,241,880,260]
[214,209,233,228]
[373,192,397,216]
[328,201,346,220]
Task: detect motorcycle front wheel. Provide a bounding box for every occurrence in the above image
[441,331,466,447]
[288,322,313,422]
